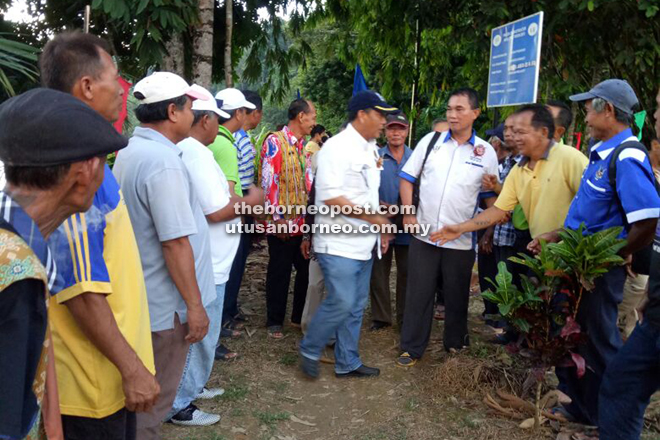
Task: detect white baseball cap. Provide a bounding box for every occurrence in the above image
[214,88,256,111]
[133,72,208,104]
[190,85,230,119]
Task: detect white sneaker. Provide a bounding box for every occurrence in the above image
[170,404,221,426]
[196,387,225,399]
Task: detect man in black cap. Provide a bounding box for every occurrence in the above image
[0,88,127,440]
[299,91,397,379]
[531,79,660,426]
[369,113,413,331]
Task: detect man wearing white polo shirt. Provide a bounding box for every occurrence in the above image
[169,87,262,426]
[396,88,499,367]
[299,91,397,379]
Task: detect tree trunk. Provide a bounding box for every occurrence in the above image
[224,0,233,87]
[162,33,185,77]
[192,0,214,88]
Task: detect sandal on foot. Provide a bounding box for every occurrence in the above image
[268,325,284,339]
[220,327,242,338]
[214,344,239,361]
[396,352,418,367]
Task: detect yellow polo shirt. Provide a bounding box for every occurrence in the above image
[48,169,154,418]
[494,142,588,238]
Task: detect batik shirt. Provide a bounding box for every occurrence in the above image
[260,126,312,236]
[0,192,61,440]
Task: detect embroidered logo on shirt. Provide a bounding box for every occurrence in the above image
[472,145,486,157]
[595,166,605,180]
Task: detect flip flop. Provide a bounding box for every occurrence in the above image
[214,344,239,361]
[268,325,284,340]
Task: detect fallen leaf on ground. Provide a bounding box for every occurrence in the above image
[290,415,316,426]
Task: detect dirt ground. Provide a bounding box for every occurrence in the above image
[163,246,660,440]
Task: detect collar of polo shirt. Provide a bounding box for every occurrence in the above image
[590,128,635,160]
[518,140,556,167]
[442,129,477,146]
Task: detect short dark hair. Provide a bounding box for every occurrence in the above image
[241,90,263,113]
[39,31,112,93]
[5,163,72,190]
[218,108,236,125]
[192,110,218,126]
[432,118,447,125]
[546,100,573,131]
[448,88,479,109]
[515,104,556,140]
[135,95,188,124]
[288,99,311,121]
[311,124,326,137]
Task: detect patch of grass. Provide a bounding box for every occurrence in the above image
[405,397,418,412]
[279,352,297,366]
[217,376,249,402]
[268,380,288,394]
[254,410,290,429]
[231,407,245,417]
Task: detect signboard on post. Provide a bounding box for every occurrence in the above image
[487,12,544,108]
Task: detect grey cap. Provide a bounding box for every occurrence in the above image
[569,79,639,115]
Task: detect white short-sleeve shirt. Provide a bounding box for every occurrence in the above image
[313,124,381,261]
[401,130,499,250]
[179,136,241,285]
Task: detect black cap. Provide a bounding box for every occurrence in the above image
[386,113,409,128]
[348,91,398,115]
[0,88,128,167]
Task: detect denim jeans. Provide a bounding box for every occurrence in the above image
[599,320,660,440]
[299,253,373,374]
[168,283,225,417]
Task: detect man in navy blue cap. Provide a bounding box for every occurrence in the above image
[299,91,397,379]
[530,79,660,426]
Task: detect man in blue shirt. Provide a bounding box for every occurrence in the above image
[369,113,413,331]
[598,85,660,440]
[531,79,660,426]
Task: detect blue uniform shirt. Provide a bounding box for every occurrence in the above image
[564,128,660,236]
[379,144,412,246]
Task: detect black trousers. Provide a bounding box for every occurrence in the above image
[477,230,499,324]
[62,408,135,440]
[369,244,408,327]
[400,238,475,356]
[556,266,626,425]
[266,235,309,327]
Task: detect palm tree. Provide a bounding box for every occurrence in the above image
[0,33,38,97]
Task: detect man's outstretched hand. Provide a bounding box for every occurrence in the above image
[429,224,462,245]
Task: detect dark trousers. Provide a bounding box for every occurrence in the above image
[266,235,309,327]
[400,238,475,356]
[556,266,626,426]
[63,408,135,440]
[223,216,253,325]
[599,320,660,440]
[369,244,408,327]
[477,230,499,325]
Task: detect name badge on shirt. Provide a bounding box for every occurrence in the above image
[465,145,486,168]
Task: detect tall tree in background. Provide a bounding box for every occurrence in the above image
[193,0,214,87]
[224,0,233,87]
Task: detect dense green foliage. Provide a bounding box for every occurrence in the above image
[482,225,626,374]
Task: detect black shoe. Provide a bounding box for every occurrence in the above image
[299,355,320,379]
[335,365,380,378]
[370,321,391,331]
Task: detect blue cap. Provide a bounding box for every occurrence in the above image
[570,79,639,115]
[348,91,398,115]
[486,123,504,141]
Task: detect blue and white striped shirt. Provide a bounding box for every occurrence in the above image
[233,129,255,190]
